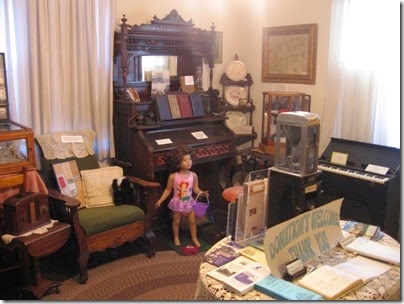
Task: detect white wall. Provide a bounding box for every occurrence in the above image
[116,0,333,147]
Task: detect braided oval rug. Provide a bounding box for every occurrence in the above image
[42,251,204,301]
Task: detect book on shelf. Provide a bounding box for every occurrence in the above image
[340,235,400,266]
[203,242,243,267]
[177,94,193,118]
[342,221,380,239]
[222,262,271,295]
[155,95,172,121]
[238,246,267,266]
[207,256,256,283]
[297,265,365,300]
[189,93,205,117]
[254,275,323,300]
[167,94,181,119]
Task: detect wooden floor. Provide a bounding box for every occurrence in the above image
[0,208,227,300]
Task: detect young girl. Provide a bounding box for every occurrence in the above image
[155,145,208,247]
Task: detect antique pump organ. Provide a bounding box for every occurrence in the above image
[112,10,236,215]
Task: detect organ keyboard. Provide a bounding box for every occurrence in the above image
[113,99,236,181]
[319,137,400,239]
[318,163,390,184]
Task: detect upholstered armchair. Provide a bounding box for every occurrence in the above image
[36,130,159,284]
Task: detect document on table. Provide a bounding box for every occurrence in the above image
[341,236,400,266]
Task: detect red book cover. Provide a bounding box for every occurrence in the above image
[177,94,193,118]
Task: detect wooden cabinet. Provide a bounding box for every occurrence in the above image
[0,121,36,174]
[113,9,217,103]
[259,91,310,155]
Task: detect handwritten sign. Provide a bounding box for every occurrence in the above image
[264,199,343,278]
[191,131,208,140]
[61,135,84,143]
[155,138,173,145]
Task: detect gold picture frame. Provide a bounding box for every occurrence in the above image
[262,24,318,84]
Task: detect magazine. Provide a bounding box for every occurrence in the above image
[222,262,270,295]
[342,221,380,239]
[255,275,322,300]
[203,241,243,267]
[207,256,256,282]
[239,246,267,266]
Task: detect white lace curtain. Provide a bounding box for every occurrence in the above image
[1,0,116,162]
[320,0,400,152]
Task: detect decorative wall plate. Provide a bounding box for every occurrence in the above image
[225,110,247,131]
[225,60,248,81]
[224,86,247,106]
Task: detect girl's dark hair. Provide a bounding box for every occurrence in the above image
[167,145,195,172]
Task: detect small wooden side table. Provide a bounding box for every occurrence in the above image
[9,221,70,299]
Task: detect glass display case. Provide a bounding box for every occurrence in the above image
[274,111,320,176]
[259,91,310,155]
[0,121,36,174]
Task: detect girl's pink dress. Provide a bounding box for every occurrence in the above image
[168,172,196,213]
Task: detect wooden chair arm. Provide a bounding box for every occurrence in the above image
[127,176,160,188]
[46,188,86,256]
[47,188,81,209]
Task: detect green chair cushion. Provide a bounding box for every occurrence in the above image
[78,205,145,236]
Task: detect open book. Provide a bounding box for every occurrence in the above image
[340,235,400,266]
[297,256,392,300]
[297,265,363,300]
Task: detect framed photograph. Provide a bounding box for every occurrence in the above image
[214,31,223,64]
[262,24,318,84]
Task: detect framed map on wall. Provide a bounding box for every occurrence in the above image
[262,24,318,84]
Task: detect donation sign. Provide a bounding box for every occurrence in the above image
[264,199,343,278]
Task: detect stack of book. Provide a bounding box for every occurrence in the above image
[155,93,205,121]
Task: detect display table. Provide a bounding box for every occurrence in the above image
[195,223,400,300]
